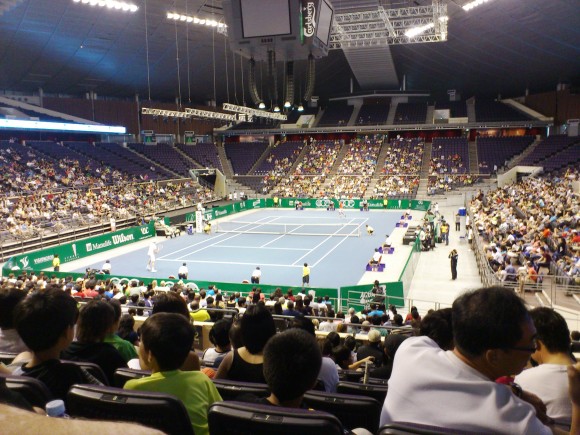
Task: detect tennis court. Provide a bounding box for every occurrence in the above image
[72,208,405,289]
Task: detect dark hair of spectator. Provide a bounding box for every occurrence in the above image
[529,307,570,354]
[141,313,194,371]
[240,304,276,354]
[152,292,190,319]
[209,319,232,348]
[108,298,122,322]
[117,314,136,343]
[419,308,454,350]
[229,318,244,349]
[76,300,115,343]
[291,316,315,336]
[0,287,27,329]
[263,329,322,402]
[333,345,352,370]
[14,288,78,352]
[452,286,529,358]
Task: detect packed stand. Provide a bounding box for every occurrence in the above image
[469,167,580,286]
[427,174,478,194]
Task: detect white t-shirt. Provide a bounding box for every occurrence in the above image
[178,265,188,275]
[147,242,157,258]
[515,364,572,429]
[380,336,551,434]
[251,269,261,279]
[318,356,339,393]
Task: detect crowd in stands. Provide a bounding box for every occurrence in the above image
[373,176,419,198]
[427,174,478,194]
[381,138,424,175]
[470,168,580,286]
[4,276,580,433]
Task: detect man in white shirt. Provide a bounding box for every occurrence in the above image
[251,266,261,284]
[178,262,188,280]
[515,307,574,430]
[146,241,158,272]
[101,260,111,274]
[381,286,580,434]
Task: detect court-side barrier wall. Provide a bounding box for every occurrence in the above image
[3,198,429,313]
[2,222,155,273]
[185,198,431,222]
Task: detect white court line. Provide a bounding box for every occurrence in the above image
[157,232,230,259]
[157,258,303,268]
[211,245,310,251]
[176,215,283,260]
[311,217,368,267]
[291,217,360,267]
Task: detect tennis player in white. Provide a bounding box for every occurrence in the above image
[338,200,346,218]
[147,241,159,272]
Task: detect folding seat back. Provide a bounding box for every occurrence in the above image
[1,374,53,408]
[336,380,389,402]
[211,378,269,401]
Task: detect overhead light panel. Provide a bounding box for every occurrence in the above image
[405,22,434,38]
[73,0,138,12]
[167,12,227,28]
[463,0,491,11]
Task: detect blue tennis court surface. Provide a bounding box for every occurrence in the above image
[75,208,404,288]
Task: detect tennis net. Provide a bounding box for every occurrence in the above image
[214,220,361,237]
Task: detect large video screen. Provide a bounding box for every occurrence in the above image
[240,0,292,38]
[316,0,333,46]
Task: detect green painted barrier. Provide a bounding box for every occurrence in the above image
[341,281,405,313]
[274,198,430,211]
[2,222,155,273]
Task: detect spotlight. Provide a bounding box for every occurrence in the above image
[258,102,266,109]
[284,101,291,108]
[273,106,281,112]
[298,105,304,112]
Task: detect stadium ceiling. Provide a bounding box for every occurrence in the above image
[0,0,578,105]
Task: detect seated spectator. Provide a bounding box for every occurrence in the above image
[215,304,276,383]
[515,307,574,429]
[124,313,222,435]
[419,308,454,351]
[0,286,28,353]
[282,300,302,317]
[380,286,580,433]
[202,319,232,366]
[61,299,127,385]
[13,288,100,401]
[318,333,340,393]
[104,299,138,363]
[333,345,374,371]
[370,334,408,380]
[356,329,384,367]
[242,328,321,407]
[117,313,139,347]
[189,300,211,322]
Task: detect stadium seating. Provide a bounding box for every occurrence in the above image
[211,378,269,401]
[128,143,197,177]
[475,136,534,173]
[318,103,354,127]
[393,103,428,125]
[176,142,223,171]
[356,104,390,125]
[67,384,194,435]
[1,374,53,408]
[474,100,531,122]
[208,401,344,435]
[225,142,269,175]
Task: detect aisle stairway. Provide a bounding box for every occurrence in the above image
[416,141,433,198]
[468,141,479,173]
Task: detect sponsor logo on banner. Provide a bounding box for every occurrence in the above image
[315,199,330,208]
[302,1,317,38]
[20,257,29,269]
[86,243,93,252]
[240,202,245,209]
[301,201,312,207]
[34,254,55,265]
[342,199,356,208]
[368,202,382,209]
[289,200,295,206]
[140,227,150,235]
[72,244,77,257]
[359,291,375,307]
[112,234,134,245]
[214,209,228,217]
[252,200,261,208]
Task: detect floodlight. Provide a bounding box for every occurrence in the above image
[273,106,281,113]
[258,102,266,109]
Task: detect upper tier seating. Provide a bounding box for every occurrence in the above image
[96,143,171,179]
[177,142,223,171]
[129,143,195,177]
[356,104,390,126]
[476,136,534,173]
[431,137,469,174]
[253,141,305,175]
[225,142,269,175]
[519,135,579,166]
[474,100,532,122]
[318,104,354,127]
[393,103,428,125]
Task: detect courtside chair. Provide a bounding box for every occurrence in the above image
[336,380,389,403]
[67,384,194,435]
[211,378,269,401]
[1,374,53,408]
[379,422,482,434]
[113,368,151,388]
[302,390,382,433]
[208,401,344,435]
